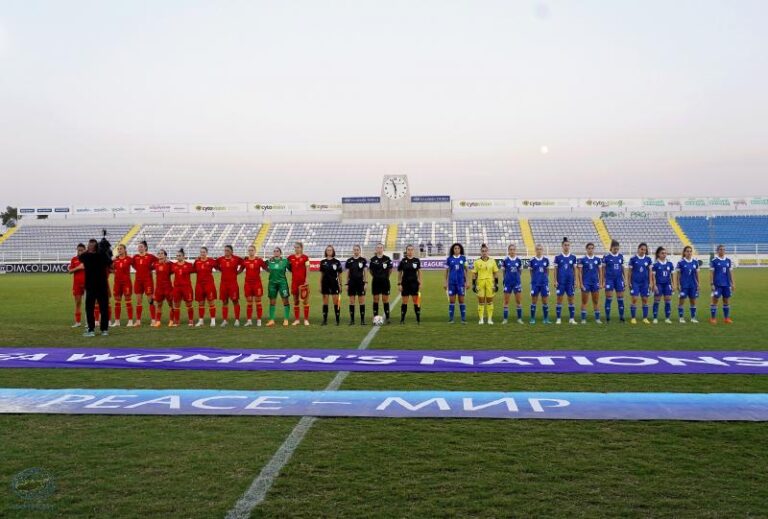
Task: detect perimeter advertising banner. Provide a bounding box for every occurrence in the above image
[0,263,70,274]
[73,205,131,216]
[131,204,189,214]
[191,203,248,213]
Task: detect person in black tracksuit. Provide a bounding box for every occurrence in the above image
[345,245,368,325]
[75,238,113,336]
[397,244,422,324]
[369,243,393,323]
[319,245,343,325]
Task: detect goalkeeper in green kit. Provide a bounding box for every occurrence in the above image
[266,247,291,327]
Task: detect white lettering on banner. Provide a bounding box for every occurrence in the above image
[67,353,128,362]
[518,356,568,366]
[125,396,181,409]
[572,356,595,366]
[37,394,95,407]
[282,355,341,364]
[124,354,185,363]
[529,398,570,413]
[355,355,398,365]
[176,354,241,364]
[192,396,249,410]
[722,357,768,367]
[237,354,288,363]
[420,356,475,366]
[596,356,660,366]
[84,395,139,409]
[244,396,289,410]
[376,397,451,411]
[0,353,48,361]
[479,357,533,366]
[658,356,730,367]
[462,398,520,412]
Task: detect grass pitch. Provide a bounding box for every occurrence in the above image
[1,270,768,517]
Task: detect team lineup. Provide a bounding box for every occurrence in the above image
[66,238,736,335]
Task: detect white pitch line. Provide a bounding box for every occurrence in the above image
[225,295,401,519]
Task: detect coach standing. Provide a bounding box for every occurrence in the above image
[73,238,113,336]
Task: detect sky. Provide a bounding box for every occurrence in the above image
[1,0,767,205]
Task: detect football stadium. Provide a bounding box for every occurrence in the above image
[2,2,768,518]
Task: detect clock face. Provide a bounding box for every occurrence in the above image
[383,177,408,200]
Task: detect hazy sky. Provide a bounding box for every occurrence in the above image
[2,0,767,205]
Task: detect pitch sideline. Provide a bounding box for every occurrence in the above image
[225,295,402,518]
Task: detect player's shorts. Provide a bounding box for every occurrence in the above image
[321,278,340,295]
[504,278,522,294]
[712,285,732,298]
[347,279,366,297]
[244,282,264,298]
[400,280,420,297]
[604,277,625,292]
[556,282,575,297]
[195,281,217,302]
[134,277,154,297]
[72,282,85,297]
[630,282,650,297]
[268,279,290,299]
[654,284,673,297]
[581,283,600,294]
[476,279,495,298]
[291,278,308,297]
[372,277,390,296]
[113,279,132,298]
[219,282,240,302]
[531,284,550,297]
[447,281,465,297]
[173,285,193,304]
[155,286,173,304]
[679,285,699,299]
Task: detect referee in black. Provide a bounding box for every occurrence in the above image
[73,237,113,336]
[369,243,393,323]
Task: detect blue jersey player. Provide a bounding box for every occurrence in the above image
[676,245,699,323]
[709,244,735,324]
[444,243,469,324]
[528,244,551,324]
[627,243,653,324]
[553,237,578,324]
[578,243,603,324]
[602,240,626,322]
[501,244,524,324]
[651,246,674,323]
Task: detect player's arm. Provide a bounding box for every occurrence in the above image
[417,263,422,286]
[709,261,715,288]
[493,261,499,292]
[363,263,368,285]
[443,264,449,289]
[576,262,582,290]
[625,263,631,289]
[730,265,735,291]
[598,260,604,288]
[649,267,656,291]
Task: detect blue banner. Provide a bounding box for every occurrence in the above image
[341,196,381,204]
[411,195,451,203]
[1,389,767,420]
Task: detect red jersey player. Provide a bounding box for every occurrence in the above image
[194,247,218,327]
[152,250,173,327]
[171,249,196,327]
[216,245,244,327]
[243,245,267,326]
[132,240,158,326]
[112,244,134,327]
[288,241,311,326]
[67,243,87,327]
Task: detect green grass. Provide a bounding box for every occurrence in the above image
[1,270,767,518]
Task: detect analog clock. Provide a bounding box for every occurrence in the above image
[383,176,408,200]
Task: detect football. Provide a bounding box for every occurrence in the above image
[372,315,385,326]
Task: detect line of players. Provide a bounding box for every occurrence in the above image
[67,241,424,328]
[446,238,734,325]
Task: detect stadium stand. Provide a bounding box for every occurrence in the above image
[677,215,768,253]
[125,223,263,255]
[397,220,524,254]
[0,225,134,262]
[529,218,604,254]
[263,222,388,257]
[602,218,684,253]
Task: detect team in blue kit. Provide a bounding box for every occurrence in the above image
[651,246,675,323]
[444,243,469,324]
[428,239,732,326]
[710,244,735,324]
[676,245,700,323]
[603,240,626,322]
[501,244,524,324]
[578,242,603,324]
[553,238,578,325]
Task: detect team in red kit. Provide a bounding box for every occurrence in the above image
[68,241,319,328]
